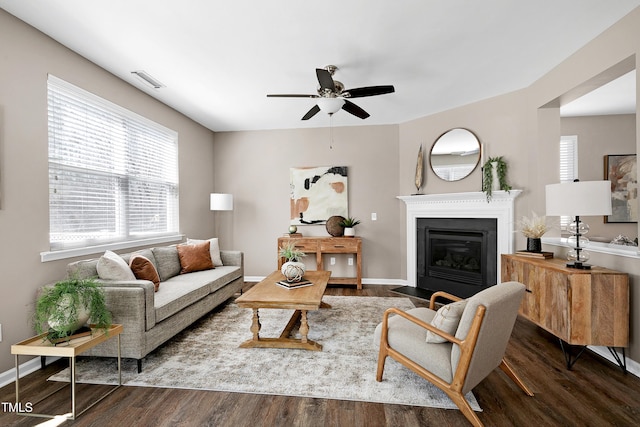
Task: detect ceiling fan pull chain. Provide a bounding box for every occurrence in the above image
[329,114,334,149]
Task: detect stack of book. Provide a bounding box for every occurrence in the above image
[276,279,313,289]
[515,250,554,259]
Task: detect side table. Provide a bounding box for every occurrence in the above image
[11,324,123,420]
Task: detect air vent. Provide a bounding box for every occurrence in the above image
[131,70,165,89]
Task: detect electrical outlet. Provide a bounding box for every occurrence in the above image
[330,257,336,265]
[371,212,377,221]
[348,257,354,266]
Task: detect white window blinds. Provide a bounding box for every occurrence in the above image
[559,135,579,229]
[47,75,179,251]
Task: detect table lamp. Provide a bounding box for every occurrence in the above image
[545,180,612,269]
[210,193,233,211]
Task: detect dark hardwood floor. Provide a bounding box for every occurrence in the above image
[2,284,640,426]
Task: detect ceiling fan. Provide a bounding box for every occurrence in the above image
[267,65,395,120]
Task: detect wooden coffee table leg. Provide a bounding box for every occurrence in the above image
[300,310,309,344]
[250,308,261,342]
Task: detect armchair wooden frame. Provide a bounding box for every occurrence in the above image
[376,291,533,427]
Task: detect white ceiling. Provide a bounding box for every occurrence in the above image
[1,1,638,132]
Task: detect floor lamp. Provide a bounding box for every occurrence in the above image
[210,193,233,244]
[545,180,612,269]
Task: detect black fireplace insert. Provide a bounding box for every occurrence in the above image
[417,217,497,298]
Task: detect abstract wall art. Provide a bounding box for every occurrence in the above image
[604,154,637,223]
[290,166,348,225]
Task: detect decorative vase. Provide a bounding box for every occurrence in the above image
[47,294,91,334]
[490,162,500,191]
[281,261,306,282]
[526,237,542,253]
[344,227,355,237]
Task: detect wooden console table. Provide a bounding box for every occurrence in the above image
[501,254,629,370]
[278,236,362,289]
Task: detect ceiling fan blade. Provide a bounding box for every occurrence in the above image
[301,104,321,120]
[267,94,318,98]
[344,85,395,98]
[316,68,336,91]
[342,100,370,119]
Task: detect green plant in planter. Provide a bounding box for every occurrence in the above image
[482,156,512,201]
[340,217,361,228]
[279,242,307,262]
[33,276,112,341]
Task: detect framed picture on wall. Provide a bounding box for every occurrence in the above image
[604,154,637,223]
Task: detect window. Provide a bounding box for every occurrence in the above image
[559,135,578,229]
[47,75,179,252]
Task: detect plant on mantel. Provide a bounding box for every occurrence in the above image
[482,156,512,201]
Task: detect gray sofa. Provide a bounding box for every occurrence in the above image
[65,244,244,372]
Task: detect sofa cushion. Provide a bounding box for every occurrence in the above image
[426,300,467,343]
[151,246,182,281]
[177,241,214,274]
[129,255,161,292]
[187,237,223,266]
[97,250,136,281]
[153,266,242,322]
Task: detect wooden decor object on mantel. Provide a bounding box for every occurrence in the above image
[278,236,362,289]
[501,254,629,370]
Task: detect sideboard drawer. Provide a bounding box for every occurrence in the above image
[320,239,360,253]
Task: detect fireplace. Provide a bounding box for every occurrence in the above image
[417,217,497,298]
[397,190,521,299]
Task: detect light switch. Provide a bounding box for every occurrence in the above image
[371,213,377,221]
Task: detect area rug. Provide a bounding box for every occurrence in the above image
[49,296,480,411]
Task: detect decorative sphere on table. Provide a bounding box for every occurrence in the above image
[281,261,305,282]
[288,225,297,234]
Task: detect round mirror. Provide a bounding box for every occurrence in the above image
[429,128,481,181]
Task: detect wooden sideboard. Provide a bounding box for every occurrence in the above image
[501,254,629,367]
[278,236,362,289]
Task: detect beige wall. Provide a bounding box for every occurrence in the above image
[561,114,636,241]
[0,11,217,372]
[211,125,402,280]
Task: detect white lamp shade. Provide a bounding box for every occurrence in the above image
[210,193,233,211]
[545,181,612,217]
[317,97,345,114]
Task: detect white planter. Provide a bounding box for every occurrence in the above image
[344,227,355,237]
[47,294,91,333]
[490,162,500,191]
[281,261,306,282]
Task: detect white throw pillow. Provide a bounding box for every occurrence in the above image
[96,250,136,281]
[187,237,223,266]
[426,300,467,343]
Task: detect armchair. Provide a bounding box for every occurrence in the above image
[375,282,533,427]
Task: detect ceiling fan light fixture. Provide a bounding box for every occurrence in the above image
[317,97,345,114]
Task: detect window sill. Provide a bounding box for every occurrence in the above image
[542,237,640,259]
[40,234,184,262]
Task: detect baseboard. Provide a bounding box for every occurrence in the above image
[244,275,408,287]
[588,346,640,378]
[0,356,60,388]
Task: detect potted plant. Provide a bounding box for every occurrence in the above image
[279,242,307,282]
[340,217,361,237]
[482,156,512,201]
[517,211,549,252]
[33,276,112,342]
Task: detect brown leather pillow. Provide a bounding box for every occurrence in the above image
[129,255,161,292]
[177,241,214,274]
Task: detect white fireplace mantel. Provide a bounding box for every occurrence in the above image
[398,190,522,287]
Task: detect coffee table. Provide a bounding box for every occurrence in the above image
[236,270,331,351]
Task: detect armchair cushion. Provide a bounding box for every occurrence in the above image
[426,300,467,343]
[374,307,454,383]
